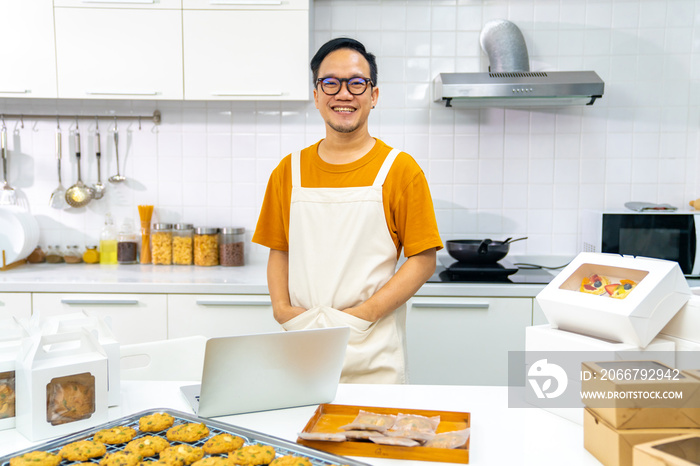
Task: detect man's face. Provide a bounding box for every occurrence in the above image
[313,48,378,135]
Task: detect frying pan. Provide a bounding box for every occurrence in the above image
[446,237,527,263]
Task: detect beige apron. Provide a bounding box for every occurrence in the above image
[281,148,407,384]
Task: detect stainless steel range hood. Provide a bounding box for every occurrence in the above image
[433,20,605,108]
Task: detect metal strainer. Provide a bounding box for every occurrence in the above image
[65,126,94,208]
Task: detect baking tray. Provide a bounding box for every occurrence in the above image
[0,408,370,466]
[297,404,471,464]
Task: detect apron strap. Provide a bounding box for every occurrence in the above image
[372,148,401,187]
[291,150,302,188]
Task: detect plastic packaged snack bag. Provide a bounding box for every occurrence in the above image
[370,436,420,447]
[343,430,385,441]
[297,432,346,442]
[46,373,96,426]
[424,428,471,449]
[340,410,396,432]
[389,413,440,435]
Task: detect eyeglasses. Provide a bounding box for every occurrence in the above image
[316,76,373,96]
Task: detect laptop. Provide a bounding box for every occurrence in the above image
[180,326,350,418]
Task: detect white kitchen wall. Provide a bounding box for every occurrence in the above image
[1,0,698,259]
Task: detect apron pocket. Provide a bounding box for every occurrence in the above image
[281,307,323,331]
[321,307,373,333]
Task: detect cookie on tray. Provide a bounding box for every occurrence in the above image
[9,451,62,466]
[191,457,230,466]
[59,440,107,461]
[139,412,175,432]
[99,450,140,466]
[94,426,138,444]
[229,444,276,466]
[202,433,245,454]
[159,445,204,466]
[269,455,313,466]
[125,435,170,458]
[166,422,209,443]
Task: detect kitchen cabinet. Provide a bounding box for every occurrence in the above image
[0,1,58,98]
[182,2,310,101]
[406,296,533,386]
[533,299,548,325]
[32,293,167,344]
[0,292,31,320]
[167,294,281,339]
[53,4,184,100]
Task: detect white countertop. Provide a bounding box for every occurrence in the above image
[0,381,601,466]
[0,254,557,298]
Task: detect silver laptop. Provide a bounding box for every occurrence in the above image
[181,326,350,418]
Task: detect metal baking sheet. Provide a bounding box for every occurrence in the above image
[0,408,370,466]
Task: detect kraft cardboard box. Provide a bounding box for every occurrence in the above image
[583,408,700,466]
[0,316,28,431]
[41,312,120,407]
[15,329,108,441]
[525,324,676,426]
[536,252,691,348]
[634,434,700,466]
[581,360,700,429]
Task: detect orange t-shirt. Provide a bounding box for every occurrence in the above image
[252,139,443,258]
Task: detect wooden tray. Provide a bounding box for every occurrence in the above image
[297,404,470,464]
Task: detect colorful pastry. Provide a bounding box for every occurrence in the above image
[580,274,609,295]
[605,279,637,299]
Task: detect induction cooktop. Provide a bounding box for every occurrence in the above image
[427,257,556,284]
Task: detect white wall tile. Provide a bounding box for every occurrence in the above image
[6,0,699,257]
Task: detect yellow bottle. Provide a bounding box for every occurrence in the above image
[83,246,100,264]
[100,213,119,265]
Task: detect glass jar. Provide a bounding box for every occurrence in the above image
[194,227,219,266]
[219,227,245,266]
[46,245,64,264]
[117,218,139,264]
[151,223,173,265]
[172,223,194,265]
[83,245,100,264]
[64,245,83,264]
[100,213,118,265]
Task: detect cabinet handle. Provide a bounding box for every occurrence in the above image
[81,0,155,3]
[85,91,159,96]
[196,300,272,306]
[210,92,283,97]
[412,302,490,309]
[0,90,30,94]
[61,299,140,305]
[209,0,282,5]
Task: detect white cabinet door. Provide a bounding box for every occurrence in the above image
[533,299,548,325]
[182,0,308,10]
[407,296,532,386]
[168,294,281,338]
[183,9,309,101]
[32,293,168,344]
[54,7,183,100]
[0,293,31,320]
[0,1,57,98]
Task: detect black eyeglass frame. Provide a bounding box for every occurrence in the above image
[315,76,374,96]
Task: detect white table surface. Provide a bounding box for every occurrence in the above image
[0,381,602,465]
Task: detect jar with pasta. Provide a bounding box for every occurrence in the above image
[172,223,194,265]
[219,227,245,266]
[151,223,173,265]
[194,227,219,266]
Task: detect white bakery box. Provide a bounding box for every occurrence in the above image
[40,312,120,407]
[0,316,29,431]
[536,252,692,348]
[14,329,109,441]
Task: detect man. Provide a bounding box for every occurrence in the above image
[252,37,442,383]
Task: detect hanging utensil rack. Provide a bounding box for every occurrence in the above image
[0,110,161,127]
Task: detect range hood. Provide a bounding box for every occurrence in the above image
[434,20,605,108]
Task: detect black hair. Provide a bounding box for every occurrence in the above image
[310,37,378,86]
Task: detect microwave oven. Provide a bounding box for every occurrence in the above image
[581,210,700,277]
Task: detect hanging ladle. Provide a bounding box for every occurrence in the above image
[49,122,68,209]
[92,119,105,199]
[65,124,94,208]
[109,119,126,183]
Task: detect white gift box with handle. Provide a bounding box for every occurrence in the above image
[536,252,691,348]
[15,329,108,441]
[0,316,28,430]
